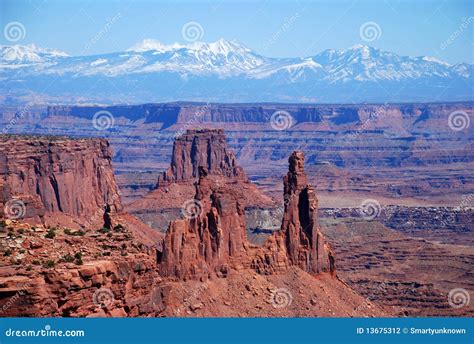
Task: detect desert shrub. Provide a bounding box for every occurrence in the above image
[61,254,75,263]
[98,227,110,234]
[64,228,72,235]
[3,248,12,257]
[43,260,55,268]
[45,228,56,239]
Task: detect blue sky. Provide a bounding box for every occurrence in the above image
[1,0,473,63]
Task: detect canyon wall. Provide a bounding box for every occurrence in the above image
[0,135,122,227]
[2,101,472,206]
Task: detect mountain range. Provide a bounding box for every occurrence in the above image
[1,39,472,104]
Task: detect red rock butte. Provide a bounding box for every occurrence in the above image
[158,149,335,280]
[157,129,246,187]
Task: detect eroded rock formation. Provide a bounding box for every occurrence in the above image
[158,150,335,280]
[252,151,335,275]
[157,129,246,186]
[0,135,122,228]
[127,129,276,232]
[158,167,251,280]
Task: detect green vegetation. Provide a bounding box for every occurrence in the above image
[45,228,56,239]
[61,253,75,263]
[98,227,110,234]
[43,260,55,268]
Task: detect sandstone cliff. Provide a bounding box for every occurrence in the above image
[157,129,246,186]
[158,150,335,280]
[0,135,122,228]
[127,129,276,233]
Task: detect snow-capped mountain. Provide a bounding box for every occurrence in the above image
[0,44,68,64]
[1,39,472,103]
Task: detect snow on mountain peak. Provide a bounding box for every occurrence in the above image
[0,44,69,63]
[127,38,250,55]
[126,39,184,53]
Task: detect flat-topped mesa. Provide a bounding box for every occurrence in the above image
[158,166,250,280]
[252,151,335,275]
[156,129,247,187]
[0,135,122,228]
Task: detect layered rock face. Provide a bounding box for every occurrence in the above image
[127,129,276,232]
[158,151,335,280]
[252,152,335,275]
[157,129,246,186]
[0,135,122,227]
[158,167,251,280]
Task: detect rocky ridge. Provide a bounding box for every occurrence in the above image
[0,135,122,229]
[158,151,335,280]
[126,129,277,232]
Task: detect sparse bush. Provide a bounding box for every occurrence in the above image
[17,228,26,235]
[74,252,82,260]
[19,249,25,254]
[75,258,83,265]
[45,228,56,239]
[98,227,110,234]
[73,230,86,236]
[61,254,74,263]
[64,228,72,235]
[43,260,55,268]
[4,249,12,257]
